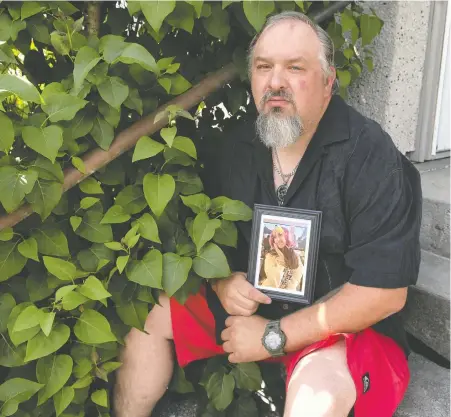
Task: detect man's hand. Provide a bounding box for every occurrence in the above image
[221,315,271,363]
[212,272,271,316]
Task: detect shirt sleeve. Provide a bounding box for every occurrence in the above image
[343,124,422,289]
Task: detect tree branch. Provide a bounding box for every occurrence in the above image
[86,1,101,37]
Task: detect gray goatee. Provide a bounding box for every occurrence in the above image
[255,90,304,148]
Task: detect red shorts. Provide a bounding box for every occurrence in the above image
[170,289,410,417]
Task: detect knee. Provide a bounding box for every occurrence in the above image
[144,293,173,339]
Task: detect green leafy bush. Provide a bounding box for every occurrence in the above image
[0,1,383,416]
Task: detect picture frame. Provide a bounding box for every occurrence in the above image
[247,204,322,305]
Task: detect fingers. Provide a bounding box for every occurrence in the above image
[246,286,272,305]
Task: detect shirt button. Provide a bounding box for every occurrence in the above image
[282,303,289,310]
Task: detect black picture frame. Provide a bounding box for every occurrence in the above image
[247,204,322,305]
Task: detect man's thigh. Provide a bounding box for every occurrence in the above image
[284,340,356,417]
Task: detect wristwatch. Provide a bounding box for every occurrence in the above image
[261,320,287,357]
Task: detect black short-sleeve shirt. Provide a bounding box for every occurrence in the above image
[202,95,422,356]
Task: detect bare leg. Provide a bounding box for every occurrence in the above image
[284,340,357,417]
[113,295,174,417]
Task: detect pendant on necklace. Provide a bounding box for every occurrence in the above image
[276,183,288,206]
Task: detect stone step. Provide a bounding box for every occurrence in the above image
[394,353,450,417]
[403,249,450,359]
[417,159,450,258]
[154,354,449,417]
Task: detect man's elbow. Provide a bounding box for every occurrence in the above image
[386,287,408,315]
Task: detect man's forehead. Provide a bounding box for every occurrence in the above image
[253,20,320,59]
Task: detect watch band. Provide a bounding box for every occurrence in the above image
[262,319,287,357]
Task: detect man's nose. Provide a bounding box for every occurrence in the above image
[268,68,288,92]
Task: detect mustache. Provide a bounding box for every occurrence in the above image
[260,90,295,106]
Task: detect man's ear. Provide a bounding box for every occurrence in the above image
[326,66,336,94]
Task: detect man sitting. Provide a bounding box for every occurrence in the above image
[113,11,422,417]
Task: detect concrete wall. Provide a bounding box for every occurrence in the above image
[347,1,432,155]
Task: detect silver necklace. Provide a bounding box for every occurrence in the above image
[273,149,301,206]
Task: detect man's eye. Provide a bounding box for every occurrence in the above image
[290,66,303,71]
[257,64,270,70]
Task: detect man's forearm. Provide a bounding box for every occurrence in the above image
[280,283,407,352]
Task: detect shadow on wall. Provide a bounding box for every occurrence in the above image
[347,1,398,128]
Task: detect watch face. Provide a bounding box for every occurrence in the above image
[264,331,282,350]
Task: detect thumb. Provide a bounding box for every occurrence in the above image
[247,286,272,304]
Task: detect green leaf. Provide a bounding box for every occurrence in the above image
[205,371,235,411]
[31,226,69,256]
[0,293,16,334]
[13,305,40,332]
[22,125,63,163]
[160,127,176,147]
[0,337,25,367]
[181,193,211,213]
[170,364,195,393]
[116,299,148,330]
[77,244,114,272]
[99,34,126,63]
[116,255,129,274]
[25,324,70,362]
[168,74,192,95]
[230,362,262,390]
[43,256,76,282]
[365,56,374,72]
[243,0,275,32]
[186,0,204,17]
[41,91,88,123]
[39,311,55,336]
[91,389,108,408]
[203,4,230,41]
[158,77,171,94]
[98,101,121,128]
[101,205,130,224]
[28,18,51,44]
[0,227,14,242]
[192,212,221,252]
[167,2,195,34]
[115,185,147,214]
[0,378,44,405]
[0,166,38,212]
[50,31,70,56]
[21,2,47,19]
[0,241,27,282]
[222,200,253,221]
[132,136,165,162]
[79,197,100,210]
[143,173,175,218]
[104,242,124,251]
[337,69,351,89]
[73,46,101,91]
[341,9,359,43]
[0,112,14,153]
[8,303,41,346]
[0,13,26,42]
[54,386,75,417]
[176,170,203,195]
[0,74,41,103]
[67,110,95,140]
[76,210,113,243]
[327,21,345,51]
[227,395,258,417]
[26,272,53,302]
[91,115,115,150]
[78,275,112,300]
[61,291,89,311]
[132,213,161,243]
[36,354,73,405]
[127,0,141,15]
[31,155,64,183]
[71,156,86,174]
[49,285,71,307]
[193,243,230,279]
[86,61,109,86]
[162,253,192,297]
[98,76,129,110]
[213,220,237,248]
[26,179,63,220]
[126,249,163,288]
[79,177,103,194]
[116,43,159,74]
[74,309,117,344]
[360,14,383,46]
[124,88,143,115]
[141,0,176,33]
[173,136,197,159]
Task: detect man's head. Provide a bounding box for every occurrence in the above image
[248,12,336,148]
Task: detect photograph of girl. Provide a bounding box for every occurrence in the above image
[258,223,307,294]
